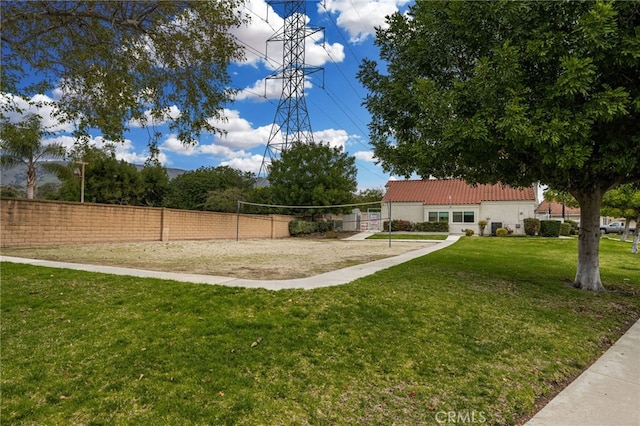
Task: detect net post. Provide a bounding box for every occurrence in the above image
[388,201,392,247]
[236,200,241,241]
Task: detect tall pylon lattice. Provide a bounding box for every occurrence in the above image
[258,0,323,178]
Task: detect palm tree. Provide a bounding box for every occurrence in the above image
[0,114,66,199]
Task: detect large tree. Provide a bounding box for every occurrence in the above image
[140,149,169,207]
[268,142,357,216]
[358,1,640,291]
[0,114,66,199]
[1,1,247,144]
[60,144,143,205]
[164,166,255,211]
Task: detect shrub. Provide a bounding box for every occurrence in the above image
[496,227,509,237]
[559,222,572,236]
[523,218,540,236]
[413,221,449,232]
[316,222,334,233]
[383,219,412,232]
[565,220,579,235]
[289,221,334,236]
[540,220,562,237]
[465,229,474,236]
[325,230,339,239]
[477,220,488,236]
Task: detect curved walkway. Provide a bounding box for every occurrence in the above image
[0,235,460,291]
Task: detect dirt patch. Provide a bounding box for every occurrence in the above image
[2,238,434,280]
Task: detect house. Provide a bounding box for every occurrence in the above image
[535,200,581,223]
[382,179,538,235]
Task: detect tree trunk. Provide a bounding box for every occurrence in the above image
[573,188,606,292]
[632,215,639,255]
[26,161,36,200]
[621,221,630,242]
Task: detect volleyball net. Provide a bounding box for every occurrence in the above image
[235,199,391,239]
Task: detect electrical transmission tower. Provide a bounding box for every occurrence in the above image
[258,0,324,177]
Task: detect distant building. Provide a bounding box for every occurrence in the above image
[535,200,581,223]
[382,179,538,235]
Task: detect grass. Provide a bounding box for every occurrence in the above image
[366,233,448,240]
[2,238,639,425]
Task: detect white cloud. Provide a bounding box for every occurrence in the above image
[43,134,156,166]
[313,128,349,149]
[317,0,411,43]
[0,93,75,133]
[158,122,268,172]
[231,0,283,68]
[160,134,200,156]
[208,109,271,149]
[354,150,376,162]
[41,135,77,150]
[306,38,345,66]
[91,136,148,164]
[221,154,265,174]
[235,77,283,101]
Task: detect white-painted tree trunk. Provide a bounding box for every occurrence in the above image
[632,218,639,254]
[573,189,606,292]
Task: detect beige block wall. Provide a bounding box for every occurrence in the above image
[0,198,293,248]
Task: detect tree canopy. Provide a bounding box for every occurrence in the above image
[1,1,247,144]
[268,142,357,215]
[164,166,255,211]
[601,183,640,248]
[59,145,143,205]
[358,1,640,291]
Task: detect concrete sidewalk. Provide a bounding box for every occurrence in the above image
[0,235,459,291]
[525,319,640,426]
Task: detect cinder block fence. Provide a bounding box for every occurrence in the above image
[0,198,293,248]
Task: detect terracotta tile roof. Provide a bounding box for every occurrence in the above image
[382,179,536,205]
[535,200,581,215]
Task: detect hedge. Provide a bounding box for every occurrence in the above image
[383,219,412,232]
[540,220,562,237]
[413,221,449,232]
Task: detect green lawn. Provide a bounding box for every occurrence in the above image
[366,233,448,240]
[2,238,639,425]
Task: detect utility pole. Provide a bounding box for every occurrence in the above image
[258,0,324,178]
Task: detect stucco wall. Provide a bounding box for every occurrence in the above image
[480,201,537,235]
[384,202,424,224]
[384,200,538,235]
[0,198,293,248]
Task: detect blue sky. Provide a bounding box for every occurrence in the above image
[2,0,413,192]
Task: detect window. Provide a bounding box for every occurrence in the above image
[428,211,449,222]
[453,211,474,223]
